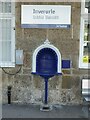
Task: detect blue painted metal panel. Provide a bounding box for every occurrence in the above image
[32,47,62,105]
[36,48,58,78]
[62,60,71,69]
[44,78,48,104]
[21,24,71,29]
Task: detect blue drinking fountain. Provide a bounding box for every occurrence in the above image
[32,39,62,110]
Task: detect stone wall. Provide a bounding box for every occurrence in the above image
[0,69,2,119]
[2,2,88,105]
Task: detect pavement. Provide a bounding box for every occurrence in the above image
[2,103,90,118]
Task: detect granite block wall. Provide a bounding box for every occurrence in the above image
[2,2,89,105]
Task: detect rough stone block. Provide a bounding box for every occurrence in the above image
[72,76,80,87]
[23,52,32,68]
[62,76,73,89]
[33,75,44,90]
[73,69,88,76]
[49,75,61,90]
[23,68,31,74]
[15,75,32,88]
[62,70,71,74]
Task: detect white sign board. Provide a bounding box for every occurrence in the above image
[21,5,71,28]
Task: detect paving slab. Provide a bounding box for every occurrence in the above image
[2,104,90,118]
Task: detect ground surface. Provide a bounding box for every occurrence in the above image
[2,104,90,118]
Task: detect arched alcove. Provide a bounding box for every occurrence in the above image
[32,39,62,76]
[36,48,58,78]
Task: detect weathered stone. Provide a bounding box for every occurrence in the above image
[62,76,73,89]
[49,75,61,90]
[62,70,71,74]
[73,69,88,75]
[0,69,2,104]
[14,75,32,88]
[72,76,80,87]
[23,52,31,68]
[23,68,31,74]
[1,2,86,105]
[33,75,44,90]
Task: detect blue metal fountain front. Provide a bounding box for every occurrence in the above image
[32,40,62,104]
[36,48,59,78]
